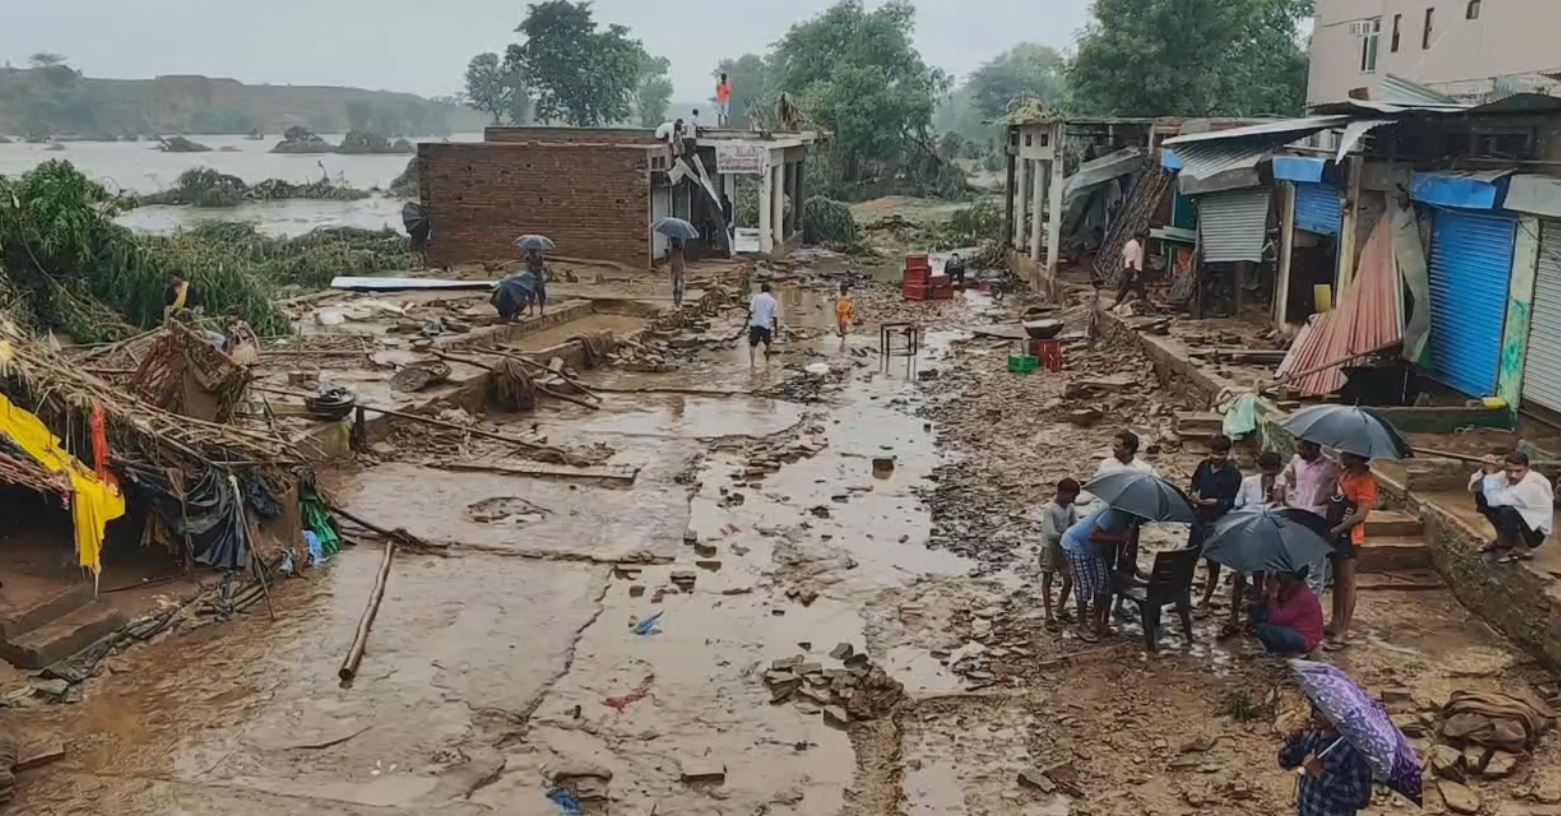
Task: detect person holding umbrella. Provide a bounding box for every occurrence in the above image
[1283,659,1424,813]
[668,236,687,309]
[1202,503,1335,654]
[1252,569,1325,655]
[1278,708,1376,816]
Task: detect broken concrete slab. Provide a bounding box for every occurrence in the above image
[823,706,851,728]
[679,760,726,785]
[829,642,854,661]
[1439,779,1481,814]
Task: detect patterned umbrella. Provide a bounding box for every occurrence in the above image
[1289,659,1424,806]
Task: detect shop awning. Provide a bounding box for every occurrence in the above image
[1410,169,1515,210]
[1272,156,1328,183]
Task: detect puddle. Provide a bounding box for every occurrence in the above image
[564,393,804,439]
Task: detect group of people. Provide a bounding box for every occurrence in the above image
[1033,429,1379,653]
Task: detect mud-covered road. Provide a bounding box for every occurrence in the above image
[10,279,1561,816]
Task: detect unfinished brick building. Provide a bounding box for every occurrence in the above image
[418,126,817,269]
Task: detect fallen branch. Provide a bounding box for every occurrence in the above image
[328,503,446,551]
[339,537,394,687]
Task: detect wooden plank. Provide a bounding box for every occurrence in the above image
[418,459,639,485]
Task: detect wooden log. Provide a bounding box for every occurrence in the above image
[329,504,446,551]
[339,537,394,687]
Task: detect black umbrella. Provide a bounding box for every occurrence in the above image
[513,234,556,252]
[1203,505,1335,574]
[1083,470,1197,523]
[652,217,700,240]
[1280,405,1413,460]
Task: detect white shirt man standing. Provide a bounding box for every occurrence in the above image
[747,282,779,366]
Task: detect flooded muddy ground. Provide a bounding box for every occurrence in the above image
[8,273,1560,816]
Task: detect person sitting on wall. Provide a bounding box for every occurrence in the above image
[1470,450,1555,563]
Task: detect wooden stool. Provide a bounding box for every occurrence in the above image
[1031,339,1064,372]
[880,322,921,357]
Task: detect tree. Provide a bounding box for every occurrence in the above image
[1070,0,1313,117]
[464,52,529,125]
[967,43,1067,120]
[635,54,674,127]
[712,53,773,129]
[28,53,66,68]
[507,1,642,126]
[771,1,948,183]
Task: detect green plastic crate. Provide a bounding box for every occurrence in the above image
[1007,355,1039,374]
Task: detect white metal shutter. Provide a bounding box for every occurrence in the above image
[1198,189,1271,263]
[1523,219,1561,412]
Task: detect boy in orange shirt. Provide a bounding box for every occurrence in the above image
[716,73,733,127]
[835,283,854,345]
[1325,451,1378,650]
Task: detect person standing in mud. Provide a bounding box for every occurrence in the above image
[746,282,779,366]
[1090,429,1154,589]
[1279,439,1340,594]
[834,283,854,345]
[1037,478,1080,631]
[1191,434,1242,618]
[1278,708,1374,816]
[1325,452,1377,651]
[669,237,687,309]
[1059,507,1134,642]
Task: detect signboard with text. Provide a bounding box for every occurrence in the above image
[714,142,769,174]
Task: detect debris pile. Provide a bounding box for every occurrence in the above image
[270,126,335,154]
[762,643,905,724]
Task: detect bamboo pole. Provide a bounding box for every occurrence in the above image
[338,537,394,687]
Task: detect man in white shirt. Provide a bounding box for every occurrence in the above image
[1115,229,1150,305]
[747,282,779,366]
[1470,451,1555,562]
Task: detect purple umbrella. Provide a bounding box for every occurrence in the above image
[1289,659,1423,806]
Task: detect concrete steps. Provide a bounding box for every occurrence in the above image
[0,602,126,670]
[1365,510,1423,538]
[1357,534,1435,574]
[0,584,93,641]
[1174,412,1223,442]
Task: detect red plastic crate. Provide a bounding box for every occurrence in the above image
[902,281,930,301]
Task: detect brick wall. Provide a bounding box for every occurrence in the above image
[419,142,651,268]
[485,126,660,145]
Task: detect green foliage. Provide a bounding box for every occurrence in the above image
[139,167,372,207]
[390,158,419,199]
[464,52,531,125]
[968,43,1067,120]
[1070,0,1313,117]
[713,54,774,128]
[506,1,643,126]
[943,201,1005,246]
[635,55,674,127]
[774,0,950,189]
[801,197,859,246]
[0,161,409,341]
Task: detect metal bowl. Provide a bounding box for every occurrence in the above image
[1023,320,1064,340]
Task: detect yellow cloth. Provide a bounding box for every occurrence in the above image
[169,281,189,311]
[0,395,125,574]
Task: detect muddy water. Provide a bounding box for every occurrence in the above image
[506,313,651,354]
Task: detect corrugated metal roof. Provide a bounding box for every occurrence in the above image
[1162,116,1352,146]
[1166,137,1291,181]
[1380,74,1461,106]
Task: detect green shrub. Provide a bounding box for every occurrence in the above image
[802,196,858,246]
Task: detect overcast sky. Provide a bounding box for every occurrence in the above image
[5,0,1093,101]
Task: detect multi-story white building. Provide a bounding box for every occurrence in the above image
[1307,0,1561,106]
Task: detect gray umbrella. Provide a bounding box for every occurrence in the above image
[1203,505,1336,574]
[1280,404,1412,460]
[513,234,556,252]
[1082,470,1197,524]
[652,217,699,240]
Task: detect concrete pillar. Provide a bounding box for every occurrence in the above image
[1013,160,1031,246]
[771,161,786,253]
[1030,159,1046,262]
[1003,153,1017,249]
[1045,135,1067,282]
[759,161,774,255]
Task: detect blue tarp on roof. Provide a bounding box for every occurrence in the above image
[1160,149,1182,170]
[1410,170,1515,210]
[1272,156,1327,184]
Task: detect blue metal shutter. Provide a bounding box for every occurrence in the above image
[1427,209,1516,397]
[1294,183,1342,236]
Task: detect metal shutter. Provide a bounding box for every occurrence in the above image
[1294,183,1343,236]
[1427,209,1516,397]
[1522,219,1561,412]
[1198,189,1270,263]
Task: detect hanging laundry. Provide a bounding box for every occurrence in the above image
[0,395,125,575]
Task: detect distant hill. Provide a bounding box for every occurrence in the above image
[0,66,488,140]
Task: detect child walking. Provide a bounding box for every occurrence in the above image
[834,283,854,346]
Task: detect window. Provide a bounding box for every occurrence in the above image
[1467,0,1481,19]
[1360,17,1382,72]
[1423,7,1435,49]
[1391,14,1403,52]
